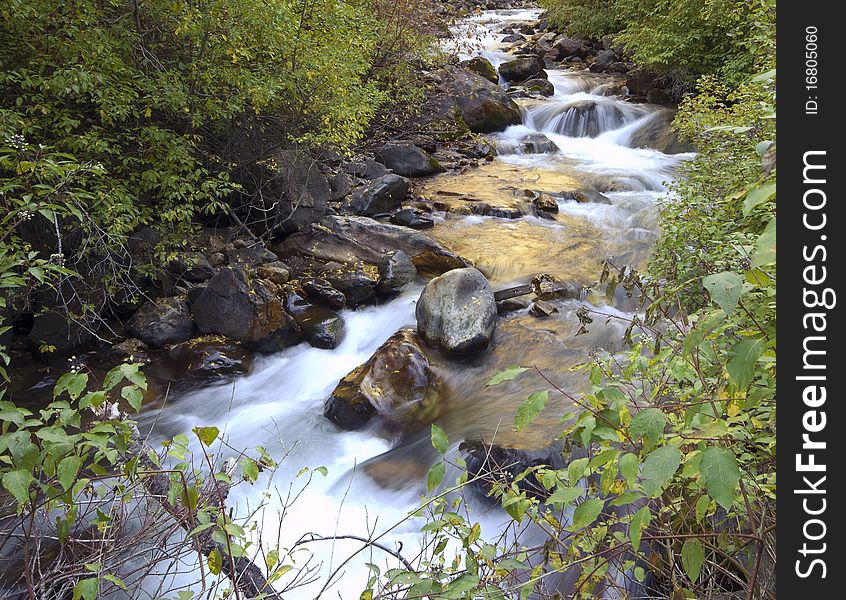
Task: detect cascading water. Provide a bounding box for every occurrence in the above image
[134,8,694,599]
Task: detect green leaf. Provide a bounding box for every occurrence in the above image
[702,272,744,315]
[629,506,650,550]
[752,218,776,267]
[700,447,740,510]
[208,548,222,575]
[641,446,681,497]
[443,573,480,595]
[72,578,98,600]
[681,538,705,582]
[742,181,776,216]
[546,486,583,506]
[54,372,88,401]
[630,408,667,446]
[431,423,448,454]
[695,495,711,523]
[241,457,259,481]
[619,452,639,484]
[121,385,143,412]
[515,391,548,431]
[57,455,83,491]
[192,426,219,447]
[571,498,604,530]
[2,469,34,505]
[486,365,527,386]
[427,461,445,493]
[727,338,765,390]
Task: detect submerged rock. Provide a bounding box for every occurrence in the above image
[558,189,613,205]
[324,329,442,432]
[416,267,497,354]
[190,266,301,353]
[156,335,253,387]
[519,133,559,154]
[390,207,435,230]
[128,297,195,348]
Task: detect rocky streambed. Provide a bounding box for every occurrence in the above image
[4,7,695,598]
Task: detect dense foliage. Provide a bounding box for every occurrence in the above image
[540,0,775,83]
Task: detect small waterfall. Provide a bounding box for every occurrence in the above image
[523,98,650,138]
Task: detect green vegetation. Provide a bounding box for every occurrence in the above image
[541,0,775,83]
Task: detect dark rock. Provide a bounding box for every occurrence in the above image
[607,61,631,74]
[344,174,411,216]
[496,297,531,314]
[301,278,347,310]
[261,150,331,234]
[552,36,588,58]
[321,262,380,305]
[228,245,279,269]
[519,133,559,154]
[363,159,390,180]
[390,208,435,229]
[559,189,613,204]
[285,292,345,349]
[128,297,195,348]
[256,262,290,285]
[108,338,151,365]
[646,88,671,105]
[209,252,227,267]
[523,78,555,96]
[166,252,214,283]
[501,34,525,43]
[27,311,94,357]
[376,142,443,177]
[377,250,418,295]
[157,335,253,386]
[532,273,581,301]
[324,329,442,432]
[441,66,522,134]
[626,109,694,154]
[498,55,545,82]
[190,267,301,352]
[416,267,497,354]
[589,49,619,73]
[529,299,559,317]
[329,171,353,201]
[532,193,559,213]
[459,57,499,83]
[462,441,567,499]
[625,67,660,96]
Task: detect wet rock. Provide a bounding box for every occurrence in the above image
[377,250,418,295]
[532,273,581,301]
[559,189,613,205]
[441,66,522,134]
[166,252,214,283]
[459,57,499,83]
[626,110,694,154]
[462,441,567,499]
[589,49,619,73]
[27,311,94,358]
[344,174,411,216]
[285,292,345,349]
[625,67,660,96]
[190,266,301,353]
[416,267,497,354]
[376,142,443,177]
[324,329,442,432]
[321,262,380,305]
[532,193,559,214]
[109,338,151,365]
[498,55,546,82]
[552,36,588,58]
[607,61,631,74]
[390,207,435,230]
[256,262,291,286]
[300,278,346,310]
[156,335,253,386]
[519,133,559,154]
[128,297,195,348]
[497,297,531,314]
[530,299,559,317]
[501,33,525,43]
[535,31,558,53]
[523,78,555,96]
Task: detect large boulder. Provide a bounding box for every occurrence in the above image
[441,66,522,134]
[153,335,253,389]
[416,267,497,354]
[324,329,442,432]
[128,297,195,348]
[343,174,410,216]
[190,267,301,352]
[459,57,499,83]
[498,55,546,82]
[27,311,94,358]
[552,36,589,58]
[589,49,620,73]
[377,250,418,295]
[166,252,214,283]
[284,292,345,349]
[625,109,694,154]
[375,142,443,177]
[321,262,381,305]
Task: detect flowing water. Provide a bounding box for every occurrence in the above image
[136,9,693,599]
